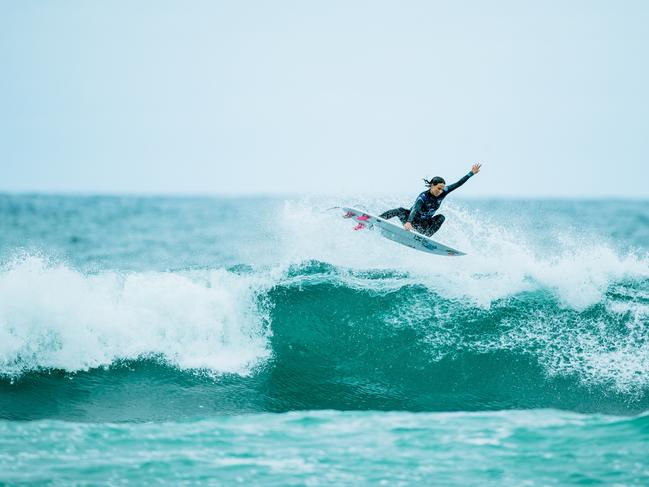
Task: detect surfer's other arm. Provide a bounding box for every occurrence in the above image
[404,197,425,231]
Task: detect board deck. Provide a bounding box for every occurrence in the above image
[340,207,465,256]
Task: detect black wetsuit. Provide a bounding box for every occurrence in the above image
[380,171,473,236]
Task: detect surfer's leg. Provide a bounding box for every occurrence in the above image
[419,214,445,236]
[379,208,410,224]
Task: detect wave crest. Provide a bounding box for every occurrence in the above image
[0,256,271,377]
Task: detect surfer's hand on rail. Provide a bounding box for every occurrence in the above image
[404,222,413,231]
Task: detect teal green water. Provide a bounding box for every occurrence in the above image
[1,194,648,484]
[1,410,648,485]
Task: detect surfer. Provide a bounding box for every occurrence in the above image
[380,164,482,236]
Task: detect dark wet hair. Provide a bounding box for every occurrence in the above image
[423,176,445,187]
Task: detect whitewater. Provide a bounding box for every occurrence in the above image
[1,194,648,484]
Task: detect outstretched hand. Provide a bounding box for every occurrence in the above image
[471,163,482,175]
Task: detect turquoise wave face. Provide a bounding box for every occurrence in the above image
[266,264,649,414]
[1,259,647,421]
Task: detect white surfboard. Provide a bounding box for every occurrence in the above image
[340,207,465,256]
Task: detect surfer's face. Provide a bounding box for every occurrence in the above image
[429,183,445,196]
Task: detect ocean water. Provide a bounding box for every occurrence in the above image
[0,194,648,485]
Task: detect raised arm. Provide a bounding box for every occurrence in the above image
[445,163,481,194]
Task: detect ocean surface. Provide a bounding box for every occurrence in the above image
[0,194,648,485]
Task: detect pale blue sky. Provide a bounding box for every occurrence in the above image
[1,0,647,197]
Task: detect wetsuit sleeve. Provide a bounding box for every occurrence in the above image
[445,171,473,194]
[407,196,424,223]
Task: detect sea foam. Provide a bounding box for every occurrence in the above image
[274,198,649,309]
[0,255,271,377]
